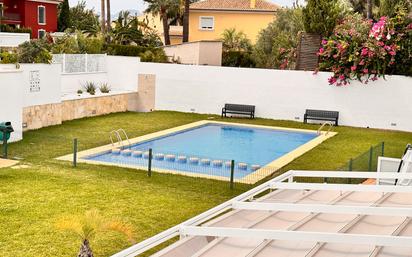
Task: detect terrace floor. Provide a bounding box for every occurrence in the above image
[1,111,412,257]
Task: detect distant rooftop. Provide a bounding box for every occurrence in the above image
[190,0,279,12]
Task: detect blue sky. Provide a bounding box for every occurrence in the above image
[68,0,296,14]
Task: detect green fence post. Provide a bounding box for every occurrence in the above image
[148,149,153,177]
[73,138,78,167]
[368,146,373,171]
[381,142,385,157]
[348,158,353,184]
[230,160,235,189]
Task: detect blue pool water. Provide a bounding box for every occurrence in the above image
[85,124,318,179]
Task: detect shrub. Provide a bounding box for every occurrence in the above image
[0,52,18,64]
[17,40,52,64]
[99,83,111,93]
[303,0,343,36]
[77,89,83,95]
[318,10,412,85]
[106,44,153,57]
[139,49,168,63]
[222,51,255,67]
[253,7,304,69]
[221,28,252,52]
[51,32,104,54]
[82,81,97,95]
[0,24,32,34]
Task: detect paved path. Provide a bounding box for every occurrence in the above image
[0,158,19,168]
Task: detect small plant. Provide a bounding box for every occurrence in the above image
[56,209,134,257]
[77,89,83,95]
[82,81,96,95]
[99,83,111,93]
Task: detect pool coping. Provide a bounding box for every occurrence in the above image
[56,120,337,184]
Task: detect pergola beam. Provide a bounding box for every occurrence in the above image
[180,226,412,247]
[232,201,412,217]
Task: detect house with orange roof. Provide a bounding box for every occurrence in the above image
[140,0,278,45]
[188,0,278,43]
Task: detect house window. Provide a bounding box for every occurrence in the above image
[38,29,46,39]
[38,5,46,25]
[0,3,4,17]
[199,16,214,30]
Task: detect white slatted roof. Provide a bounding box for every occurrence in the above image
[112,170,412,257]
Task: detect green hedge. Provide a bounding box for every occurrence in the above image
[0,25,32,34]
[222,51,255,68]
[105,44,155,57]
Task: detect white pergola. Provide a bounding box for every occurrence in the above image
[112,161,412,257]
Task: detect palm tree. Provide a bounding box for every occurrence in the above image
[144,0,179,45]
[100,0,106,33]
[106,0,111,33]
[111,11,144,45]
[56,209,134,257]
[221,28,252,52]
[182,0,190,42]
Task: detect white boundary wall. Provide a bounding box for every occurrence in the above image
[0,32,30,47]
[137,63,412,132]
[60,55,140,94]
[0,69,23,142]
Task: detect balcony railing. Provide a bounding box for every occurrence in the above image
[1,12,21,22]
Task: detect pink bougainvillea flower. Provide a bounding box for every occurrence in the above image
[389,50,396,56]
[351,65,357,71]
[361,48,368,56]
[363,68,369,74]
[318,47,325,54]
[328,77,337,85]
[359,59,365,65]
[321,39,328,45]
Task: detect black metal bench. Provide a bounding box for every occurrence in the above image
[304,109,339,126]
[222,104,255,119]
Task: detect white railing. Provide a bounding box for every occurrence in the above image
[111,170,412,257]
[52,54,107,74]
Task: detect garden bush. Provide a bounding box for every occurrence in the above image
[253,7,304,69]
[0,24,32,34]
[139,49,168,63]
[106,44,153,57]
[222,51,255,68]
[0,52,18,64]
[17,40,52,64]
[318,9,412,85]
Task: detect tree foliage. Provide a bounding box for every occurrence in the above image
[253,7,304,69]
[51,32,104,54]
[379,0,412,17]
[144,0,180,45]
[69,1,100,36]
[303,0,343,36]
[17,40,52,63]
[221,28,252,52]
[58,0,71,32]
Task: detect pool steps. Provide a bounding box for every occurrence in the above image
[111,148,261,171]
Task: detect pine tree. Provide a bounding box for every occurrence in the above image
[58,0,71,32]
[302,0,342,36]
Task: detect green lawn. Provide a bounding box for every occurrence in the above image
[1,111,412,257]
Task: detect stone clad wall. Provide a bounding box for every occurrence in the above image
[23,93,134,131]
[61,94,129,121]
[23,103,62,130]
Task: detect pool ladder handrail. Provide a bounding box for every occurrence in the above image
[317,121,334,136]
[110,129,131,147]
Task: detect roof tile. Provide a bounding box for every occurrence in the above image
[190,0,279,12]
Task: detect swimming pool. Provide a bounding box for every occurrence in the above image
[64,121,335,183]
